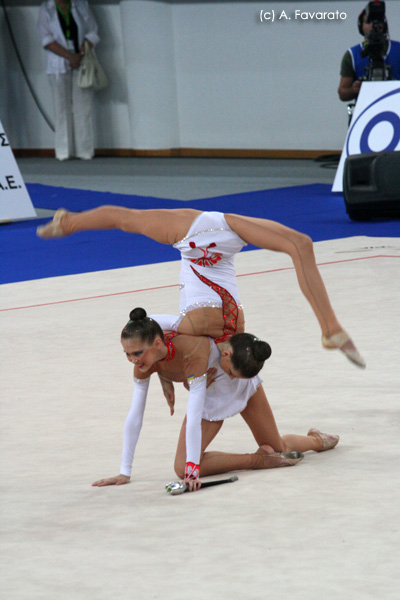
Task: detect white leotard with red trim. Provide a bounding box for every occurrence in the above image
[173,211,246,317]
[120,332,261,477]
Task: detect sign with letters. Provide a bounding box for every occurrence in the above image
[333,81,400,192]
[0,120,36,222]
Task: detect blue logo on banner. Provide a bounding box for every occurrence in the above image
[346,87,400,155]
[359,111,400,153]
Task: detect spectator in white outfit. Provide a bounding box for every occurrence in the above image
[38,0,100,161]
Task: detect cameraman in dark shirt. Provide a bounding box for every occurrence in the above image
[338,1,400,103]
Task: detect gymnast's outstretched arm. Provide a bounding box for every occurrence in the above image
[92,376,150,487]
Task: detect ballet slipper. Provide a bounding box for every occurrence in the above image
[307,428,340,452]
[255,445,304,468]
[321,330,366,369]
[36,208,69,239]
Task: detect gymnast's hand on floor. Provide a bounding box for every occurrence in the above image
[184,478,202,492]
[92,475,130,487]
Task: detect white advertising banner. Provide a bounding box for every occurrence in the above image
[333,81,400,192]
[0,120,36,222]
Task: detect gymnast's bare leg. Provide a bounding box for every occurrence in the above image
[174,413,303,480]
[37,205,200,244]
[174,385,338,478]
[239,385,339,454]
[37,206,365,367]
[224,213,363,366]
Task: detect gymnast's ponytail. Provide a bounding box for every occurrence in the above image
[230,333,271,378]
[121,307,164,344]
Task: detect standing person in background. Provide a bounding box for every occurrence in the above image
[38,0,100,161]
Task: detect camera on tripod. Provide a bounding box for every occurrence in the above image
[361,1,392,81]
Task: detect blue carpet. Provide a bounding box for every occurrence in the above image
[1,183,398,284]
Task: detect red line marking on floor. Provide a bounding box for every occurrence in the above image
[1,254,398,312]
[0,283,179,312]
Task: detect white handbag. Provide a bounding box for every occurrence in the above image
[78,41,108,91]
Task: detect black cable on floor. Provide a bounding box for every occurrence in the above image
[1,0,55,132]
[314,153,341,169]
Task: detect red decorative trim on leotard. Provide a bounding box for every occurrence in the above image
[190,266,238,343]
[160,331,179,361]
[189,241,223,267]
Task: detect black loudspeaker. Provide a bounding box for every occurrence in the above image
[343,151,400,220]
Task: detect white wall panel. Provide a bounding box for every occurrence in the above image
[92,4,131,148]
[121,0,179,148]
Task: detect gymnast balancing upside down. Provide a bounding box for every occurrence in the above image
[37,207,365,368]
[91,308,339,492]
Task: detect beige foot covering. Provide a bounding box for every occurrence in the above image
[322,330,366,368]
[307,429,340,451]
[37,208,69,239]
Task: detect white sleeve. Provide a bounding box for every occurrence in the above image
[185,374,207,465]
[120,377,150,477]
[37,5,55,48]
[150,314,180,332]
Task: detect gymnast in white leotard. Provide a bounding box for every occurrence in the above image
[38,206,365,368]
[148,211,247,344]
[114,215,277,489]
[118,321,264,485]
[37,209,344,490]
[174,211,244,315]
[91,308,340,493]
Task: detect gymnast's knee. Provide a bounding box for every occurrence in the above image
[174,459,185,480]
[292,231,314,258]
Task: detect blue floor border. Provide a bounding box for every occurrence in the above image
[1,183,398,284]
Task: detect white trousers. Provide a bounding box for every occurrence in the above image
[48,70,94,161]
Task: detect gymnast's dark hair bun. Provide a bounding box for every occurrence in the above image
[122,307,164,344]
[129,307,147,321]
[230,333,272,378]
[252,340,272,362]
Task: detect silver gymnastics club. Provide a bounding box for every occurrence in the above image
[165,475,239,495]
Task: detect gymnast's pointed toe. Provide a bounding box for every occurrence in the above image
[307,428,340,451]
[37,208,69,239]
[322,330,366,369]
